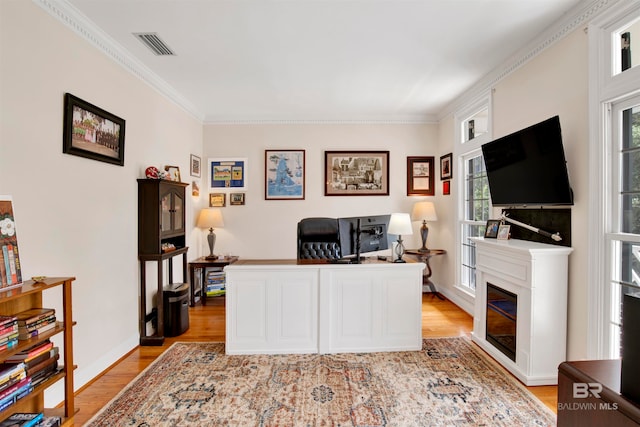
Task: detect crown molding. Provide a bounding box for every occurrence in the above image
[33,0,205,122]
[438,0,619,121]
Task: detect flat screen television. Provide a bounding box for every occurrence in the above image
[337,215,390,262]
[481,115,574,207]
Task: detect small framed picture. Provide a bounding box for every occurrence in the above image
[164,165,181,182]
[407,156,435,196]
[190,154,201,177]
[209,193,226,207]
[230,193,245,205]
[497,224,511,240]
[440,153,452,180]
[484,220,501,238]
[192,181,200,197]
[443,180,450,195]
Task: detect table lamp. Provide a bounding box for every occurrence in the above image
[388,212,413,263]
[411,201,437,252]
[196,208,224,260]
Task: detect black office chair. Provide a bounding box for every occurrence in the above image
[297,217,341,260]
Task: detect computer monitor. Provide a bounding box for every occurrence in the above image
[337,215,390,263]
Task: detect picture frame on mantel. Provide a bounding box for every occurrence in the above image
[62,93,126,166]
[325,151,389,196]
[407,156,435,196]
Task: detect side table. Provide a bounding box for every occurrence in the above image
[405,249,446,299]
[188,256,238,306]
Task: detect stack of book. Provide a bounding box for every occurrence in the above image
[0,316,18,352]
[206,270,226,296]
[13,309,56,341]
[0,198,23,290]
[0,339,60,412]
[0,412,43,426]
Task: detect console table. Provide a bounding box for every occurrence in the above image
[405,249,446,299]
[558,359,640,426]
[188,256,238,306]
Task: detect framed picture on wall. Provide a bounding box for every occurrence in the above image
[325,151,389,196]
[407,156,435,196]
[190,154,201,177]
[265,150,305,200]
[62,93,126,166]
[209,158,247,190]
[230,193,245,205]
[209,193,226,207]
[440,153,452,180]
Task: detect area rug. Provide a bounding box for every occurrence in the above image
[86,337,555,426]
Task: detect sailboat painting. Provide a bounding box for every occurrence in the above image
[265,150,305,200]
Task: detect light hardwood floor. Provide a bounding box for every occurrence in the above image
[70,294,558,425]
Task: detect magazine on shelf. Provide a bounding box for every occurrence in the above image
[0,196,22,289]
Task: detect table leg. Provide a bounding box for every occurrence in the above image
[201,268,207,306]
[189,265,196,307]
[423,255,445,300]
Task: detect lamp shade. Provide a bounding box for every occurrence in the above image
[411,201,438,222]
[196,208,224,229]
[387,213,413,235]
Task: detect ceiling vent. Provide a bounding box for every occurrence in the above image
[134,33,175,56]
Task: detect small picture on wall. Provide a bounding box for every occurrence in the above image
[230,193,245,205]
[440,153,452,180]
[209,193,226,207]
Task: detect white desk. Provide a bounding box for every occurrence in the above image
[224,259,425,355]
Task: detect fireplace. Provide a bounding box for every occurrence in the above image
[486,283,517,361]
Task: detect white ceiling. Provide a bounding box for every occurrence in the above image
[60,0,587,123]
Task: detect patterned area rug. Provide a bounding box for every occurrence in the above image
[86,338,555,426]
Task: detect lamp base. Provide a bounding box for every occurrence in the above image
[205,255,218,260]
[393,258,406,263]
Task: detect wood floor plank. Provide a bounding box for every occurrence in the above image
[71,294,557,425]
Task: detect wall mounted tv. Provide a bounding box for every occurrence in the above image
[481,115,574,207]
[338,215,390,262]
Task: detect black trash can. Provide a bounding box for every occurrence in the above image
[163,283,190,337]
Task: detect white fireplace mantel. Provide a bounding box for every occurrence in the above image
[471,237,573,386]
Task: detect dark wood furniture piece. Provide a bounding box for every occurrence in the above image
[0,277,76,425]
[188,256,238,306]
[137,179,189,346]
[404,249,446,299]
[558,359,640,426]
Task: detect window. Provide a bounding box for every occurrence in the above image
[590,2,640,358]
[607,100,640,358]
[455,100,491,294]
[460,152,490,291]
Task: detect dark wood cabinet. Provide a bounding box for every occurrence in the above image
[137,179,188,255]
[558,360,640,426]
[137,179,188,346]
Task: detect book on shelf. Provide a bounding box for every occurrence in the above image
[14,309,55,328]
[0,378,32,412]
[22,348,57,373]
[17,322,56,341]
[0,411,43,427]
[36,416,61,427]
[25,353,58,379]
[0,197,22,289]
[0,377,30,402]
[0,363,25,389]
[0,316,17,331]
[3,341,53,364]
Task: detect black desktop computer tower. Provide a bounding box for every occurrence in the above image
[163,283,190,337]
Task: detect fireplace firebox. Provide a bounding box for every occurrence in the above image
[486,283,517,361]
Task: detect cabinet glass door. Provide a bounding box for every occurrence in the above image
[161,193,171,232]
[174,191,184,231]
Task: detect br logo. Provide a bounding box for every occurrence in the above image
[573,383,603,399]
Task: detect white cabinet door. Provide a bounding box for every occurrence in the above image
[226,269,318,354]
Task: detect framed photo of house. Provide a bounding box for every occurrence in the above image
[484,219,501,238]
[440,153,452,180]
[265,150,305,200]
[63,93,125,166]
[325,151,389,196]
[407,156,435,196]
[209,158,247,190]
[209,193,226,207]
[230,193,245,205]
[190,154,201,177]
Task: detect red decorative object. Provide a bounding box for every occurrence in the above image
[443,180,450,195]
[145,166,159,179]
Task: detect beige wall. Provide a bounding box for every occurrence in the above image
[200,123,438,259]
[0,1,202,405]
